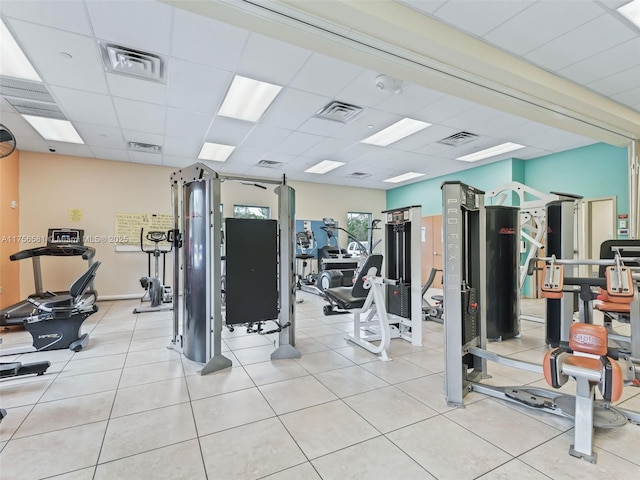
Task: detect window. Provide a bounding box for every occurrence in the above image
[233,205,270,219]
[347,212,372,241]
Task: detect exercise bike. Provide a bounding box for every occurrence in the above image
[133,229,173,314]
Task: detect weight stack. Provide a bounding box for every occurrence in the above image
[485,206,520,340]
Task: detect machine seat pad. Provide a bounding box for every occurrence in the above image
[595,300,631,313]
[564,355,602,372]
[324,286,367,310]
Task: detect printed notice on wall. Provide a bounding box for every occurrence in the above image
[114,213,173,249]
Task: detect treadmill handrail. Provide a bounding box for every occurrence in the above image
[9,245,96,261]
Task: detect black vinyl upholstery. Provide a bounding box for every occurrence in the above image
[323,255,383,310]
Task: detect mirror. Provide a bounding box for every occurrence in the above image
[0,124,17,158]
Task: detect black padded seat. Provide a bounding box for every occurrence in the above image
[323,255,383,311]
[31,262,101,311]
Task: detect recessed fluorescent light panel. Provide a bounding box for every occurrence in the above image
[0,18,41,82]
[383,172,425,183]
[305,160,345,174]
[361,118,431,146]
[618,0,640,28]
[198,142,235,162]
[456,142,525,162]
[218,75,282,122]
[22,115,84,144]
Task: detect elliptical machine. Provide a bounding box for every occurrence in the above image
[133,228,173,314]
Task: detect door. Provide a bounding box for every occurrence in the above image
[586,197,616,277]
[421,215,443,288]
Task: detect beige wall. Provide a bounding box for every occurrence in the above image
[0,149,20,308]
[18,152,386,299]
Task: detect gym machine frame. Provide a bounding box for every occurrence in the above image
[442,181,640,461]
[168,163,300,375]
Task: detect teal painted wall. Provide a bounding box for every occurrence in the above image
[523,143,628,216]
[386,143,629,217]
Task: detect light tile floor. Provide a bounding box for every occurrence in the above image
[0,294,639,479]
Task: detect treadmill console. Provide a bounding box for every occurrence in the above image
[47,228,84,247]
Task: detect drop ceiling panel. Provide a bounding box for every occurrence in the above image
[612,86,640,108]
[289,53,365,98]
[227,145,268,165]
[413,95,477,124]
[303,137,353,159]
[172,8,248,71]
[237,32,312,85]
[439,104,504,130]
[558,38,640,85]
[469,112,532,137]
[162,135,201,158]
[398,0,447,15]
[90,146,130,162]
[331,142,379,162]
[333,108,401,142]
[271,131,324,156]
[296,117,345,137]
[113,98,165,134]
[524,14,638,71]
[86,0,173,55]
[333,69,396,108]
[261,88,330,130]
[73,123,125,148]
[588,65,640,96]
[49,86,119,127]
[106,73,167,105]
[8,18,108,94]
[42,142,93,157]
[483,1,605,56]
[164,108,212,140]
[242,124,293,149]
[374,83,445,116]
[166,59,232,114]
[162,154,194,168]
[205,116,254,145]
[0,111,42,138]
[122,130,163,148]
[1,0,93,35]
[429,0,535,37]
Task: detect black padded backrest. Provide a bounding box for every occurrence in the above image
[351,254,383,298]
[422,268,440,296]
[598,240,640,277]
[69,261,101,299]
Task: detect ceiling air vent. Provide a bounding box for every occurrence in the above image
[4,97,65,120]
[128,141,162,153]
[314,101,363,124]
[0,76,55,103]
[437,131,479,147]
[100,43,165,83]
[257,160,283,168]
[349,172,371,179]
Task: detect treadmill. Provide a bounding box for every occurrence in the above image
[0,228,96,327]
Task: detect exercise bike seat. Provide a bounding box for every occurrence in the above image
[324,255,383,310]
[28,262,101,313]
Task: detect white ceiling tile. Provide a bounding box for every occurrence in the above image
[237,32,312,85]
[226,145,268,165]
[289,53,364,97]
[113,98,165,134]
[483,1,605,56]
[90,146,130,162]
[121,130,163,147]
[588,65,640,96]
[14,137,49,152]
[162,135,201,158]
[303,137,353,159]
[128,150,162,165]
[333,109,402,142]
[559,38,640,85]
[74,123,125,148]
[86,0,173,55]
[165,108,212,140]
[205,116,255,145]
[0,0,93,35]
[0,111,42,138]
[334,69,396,108]
[332,142,379,162]
[296,117,345,136]
[469,111,539,137]
[431,1,535,37]
[49,86,119,127]
[162,155,194,168]
[8,18,108,93]
[172,8,248,71]
[439,105,504,130]
[42,142,93,157]
[166,59,232,114]
[106,73,167,105]
[242,124,293,149]
[271,131,324,156]
[398,0,448,15]
[375,83,445,116]
[525,13,638,71]
[261,88,330,130]
[611,86,640,108]
[412,95,477,124]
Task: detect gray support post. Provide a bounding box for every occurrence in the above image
[272,183,301,360]
[409,205,422,346]
[169,177,182,352]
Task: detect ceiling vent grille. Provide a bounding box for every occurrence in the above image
[349,171,371,178]
[0,76,55,103]
[4,97,66,120]
[314,101,363,124]
[101,43,165,83]
[257,159,283,168]
[128,141,162,153]
[437,131,479,147]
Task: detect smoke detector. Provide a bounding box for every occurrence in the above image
[375,74,403,94]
